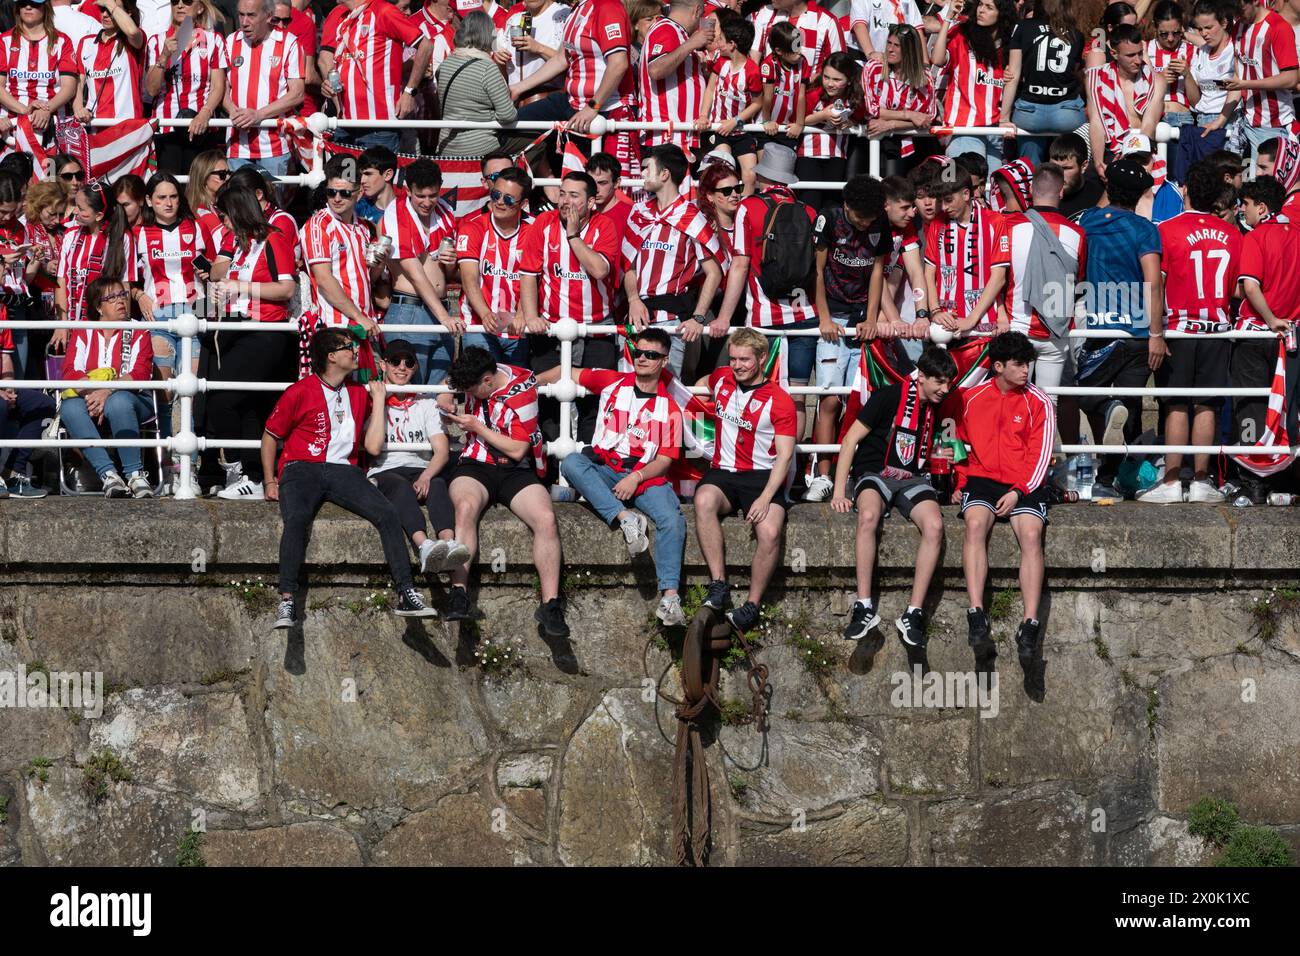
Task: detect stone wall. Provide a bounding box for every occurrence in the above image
[0,500,1297,866]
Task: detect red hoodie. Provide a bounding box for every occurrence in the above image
[955,378,1056,496]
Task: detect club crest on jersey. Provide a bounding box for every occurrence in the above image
[270,55,281,66]
[894,432,916,467]
[748,398,764,414]
[233,55,244,67]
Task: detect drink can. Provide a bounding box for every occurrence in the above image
[1267,492,1296,506]
[326,69,342,94]
[1061,489,1080,503]
[439,236,455,258]
[1232,495,1254,508]
[1285,324,1298,354]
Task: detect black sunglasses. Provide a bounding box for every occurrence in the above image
[332,343,359,355]
[15,0,43,8]
[325,187,357,199]
[209,169,231,180]
[631,347,667,361]
[60,170,85,182]
[386,356,418,369]
[271,15,292,26]
[489,189,520,207]
[713,184,742,197]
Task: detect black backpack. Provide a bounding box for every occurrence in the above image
[756,195,815,301]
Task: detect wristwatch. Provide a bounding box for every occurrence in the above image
[586,98,599,109]
[403,86,417,96]
[689,314,705,323]
[915,308,931,319]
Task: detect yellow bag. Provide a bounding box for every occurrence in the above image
[63,367,116,400]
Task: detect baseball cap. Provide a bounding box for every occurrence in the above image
[1117,132,1153,157]
[1106,158,1154,195]
[382,339,418,362]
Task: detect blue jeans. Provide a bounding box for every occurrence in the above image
[560,452,686,592]
[1240,122,1287,171]
[946,133,1004,169]
[461,331,530,366]
[1013,97,1086,167]
[5,300,28,379]
[0,387,56,475]
[384,300,453,385]
[780,318,819,384]
[59,391,154,478]
[333,127,400,153]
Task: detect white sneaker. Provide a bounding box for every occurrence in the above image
[418,538,448,574]
[656,594,687,627]
[1136,480,1184,504]
[1187,479,1225,503]
[619,512,649,556]
[126,471,154,499]
[439,539,472,571]
[216,477,265,500]
[101,470,129,499]
[803,475,834,502]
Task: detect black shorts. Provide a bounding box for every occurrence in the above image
[758,132,798,153]
[701,129,758,158]
[959,475,1050,524]
[1156,337,1231,407]
[697,467,787,516]
[851,472,939,520]
[449,460,541,509]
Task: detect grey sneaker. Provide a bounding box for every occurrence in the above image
[7,474,46,498]
[418,538,446,574]
[101,471,129,498]
[439,540,473,572]
[619,512,649,555]
[656,594,687,627]
[273,597,296,630]
[126,471,154,499]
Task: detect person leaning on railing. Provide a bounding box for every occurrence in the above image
[145,0,228,174]
[72,0,146,126]
[0,0,79,135]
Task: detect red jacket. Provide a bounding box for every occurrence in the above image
[264,376,372,477]
[955,379,1055,496]
[63,325,154,383]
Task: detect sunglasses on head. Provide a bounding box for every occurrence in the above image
[386,356,418,369]
[60,170,85,182]
[631,347,666,361]
[489,189,520,207]
[713,183,742,197]
[325,187,357,199]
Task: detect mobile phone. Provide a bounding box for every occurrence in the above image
[193,254,212,273]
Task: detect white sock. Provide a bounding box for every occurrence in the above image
[855,597,873,610]
[907,605,922,615]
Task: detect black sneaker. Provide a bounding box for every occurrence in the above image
[968,607,996,668]
[843,600,880,641]
[443,586,471,621]
[726,601,761,633]
[395,587,438,618]
[701,579,731,611]
[535,598,570,638]
[1015,618,1041,665]
[273,597,296,630]
[895,607,926,647]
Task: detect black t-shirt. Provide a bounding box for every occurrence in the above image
[1010,19,1084,104]
[1061,174,1106,219]
[812,207,892,312]
[850,382,933,478]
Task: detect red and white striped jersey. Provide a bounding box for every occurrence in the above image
[924,207,1010,324]
[580,368,682,470]
[1086,61,1154,154]
[63,325,153,382]
[1234,11,1297,128]
[57,227,139,324]
[708,366,797,473]
[301,208,373,326]
[520,209,620,323]
[621,195,720,323]
[379,188,433,261]
[76,32,145,121]
[862,57,936,118]
[225,28,305,160]
[733,188,818,327]
[799,88,863,159]
[640,17,705,151]
[759,53,808,125]
[137,219,216,309]
[0,217,29,296]
[751,4,843,75]
[940,26,1005,127]
[562,0,634,113]
[1146,38,1194,108]
[849,0,923,57]
[460,363,543,472]
[268,207,301,264]
[147,25,227,120]
[409,5,454,78]
[456,210,530,326]
[1159,210,1242,334]
[1001,209,1087,339]
[0,28,77,112]
[708,54,761,124]
[322,0,422,122]
[217,230,296,322]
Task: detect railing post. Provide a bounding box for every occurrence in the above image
[549,317,580,480]
[869,137,881,179]
[170,312,202,500]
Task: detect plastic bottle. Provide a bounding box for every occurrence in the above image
[1267,492,1296,506]
[1065,455,1078,493]
[1076,453,1095,500]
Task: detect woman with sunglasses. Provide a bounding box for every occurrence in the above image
[50,154,85,213]
[73,0,146,125]
[693,162,744,376]
[0,0,79,135]
[998,0,1087,167]
[198,184,297,500]
[50,183,137,353]
[146,0,228,173]
[58,276,156,499]
[185,149,229,239]
[862,25,936,178]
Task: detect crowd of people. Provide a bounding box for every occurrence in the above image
[0,0,1298,673]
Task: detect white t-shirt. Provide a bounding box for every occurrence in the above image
[136,0,173,41]
[849,0,924,57]
[493,2,573,87]
[1190,39,1236,117]
[368,397,444,476]
[320,381,356,465]
[52,5,101,48]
